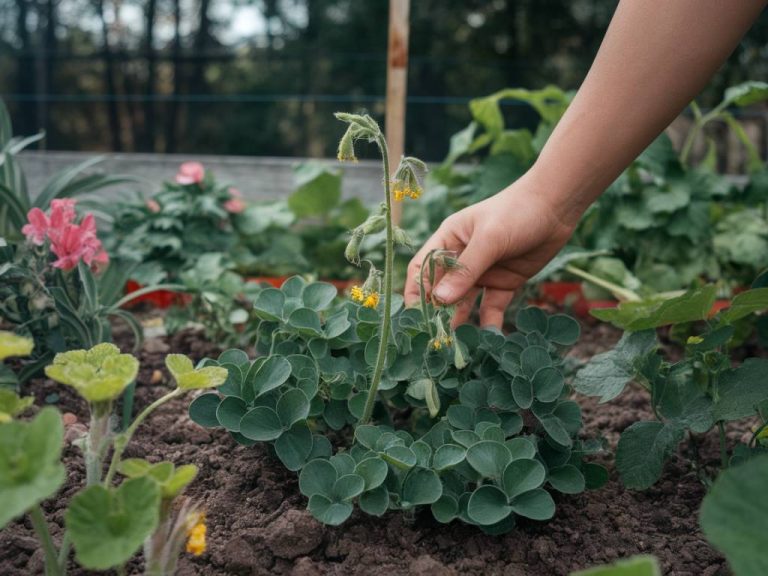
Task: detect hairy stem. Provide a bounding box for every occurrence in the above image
[361,135,394,424]
[419,250,436,338]
[30,505,61,576]
[103,389,183,486]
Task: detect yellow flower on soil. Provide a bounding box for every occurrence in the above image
[186,516,207,556]
[363,292,380,309]
[350,285,365,303]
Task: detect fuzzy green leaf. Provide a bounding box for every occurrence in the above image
[275,423,313,471]
[308,494,352,525]
[66,477,160,570]
[253,288,286,321]
[188,393,221,428]
[239,407,283,441]
[250,355,292,397]
[548,465,586,494]
[302,282,338,311]
[510,488,555,520]
[355,457,389,491]
[299,459,337,497]
[359,485,389,516]
[401,467,442,507]
[467,485,513,526]
[433,444,467,471]
[713,359,768,422]
[466,441,512,479]
[616,421,684,489]
[502,458,546,499]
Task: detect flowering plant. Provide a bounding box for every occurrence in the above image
[188,113,605,533]
[0,338,224,575]
[1,201,170,384]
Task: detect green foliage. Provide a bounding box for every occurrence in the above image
[45,343,139,403]
[66,477,161,570]
[570,555,662,576]
[700,454,768,576]
[190,280,603,532]
[0,389,34,422]
[117,459,198,499]
[165,353,228,390]
[0,407,65,528]
[575,284,768,489]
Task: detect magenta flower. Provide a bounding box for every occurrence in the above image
[175,162,205,185]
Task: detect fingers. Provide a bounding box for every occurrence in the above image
[403,226,460,308]
[432,235,499,306]
[450,287,480,328]
[478,288,516,329]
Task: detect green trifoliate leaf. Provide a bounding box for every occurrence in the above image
[0,331,33,361]
[700,454,768,576]
[66,477,161,570]
[0,389,34,423]
[165,354,228,390]
[0,407,65,528]
[118,458,198,499]
[45,343,139,403]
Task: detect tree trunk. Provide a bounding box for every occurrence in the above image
[141,0,157,151]
[164,0,182,153]
[95,0,123,151]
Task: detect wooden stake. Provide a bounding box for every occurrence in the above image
[385,0,410,225]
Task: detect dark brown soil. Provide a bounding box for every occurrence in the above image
[0,320,738,576]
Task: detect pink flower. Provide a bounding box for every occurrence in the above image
[22,208,50,245]
[224,198,246,214]
[146,199,161,213]
[175,162,205,185]
[50,214,109,271]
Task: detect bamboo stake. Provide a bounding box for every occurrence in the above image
[385,0,411,225]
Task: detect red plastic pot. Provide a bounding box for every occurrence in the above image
[123,280,191,309]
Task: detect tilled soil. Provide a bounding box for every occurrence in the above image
[0,321,737,576]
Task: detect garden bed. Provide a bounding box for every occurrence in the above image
[0,316,738,576]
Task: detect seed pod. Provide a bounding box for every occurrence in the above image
[425,379,440,418]
[360,215,386,235]
[344,228,364,265]
[337,126,357,163]
[453,340,469,370]
[393,226,414,250]
[362,263,383,295]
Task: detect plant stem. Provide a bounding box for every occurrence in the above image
[718,421,729,469]
[57,533,70,574]
[564,264,640,302]
[103,389,183,486]
[361,135,394,424]
[418,250,436,339]
[680,101,704,167]
[30,505,61,576]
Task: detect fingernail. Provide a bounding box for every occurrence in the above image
[432,284,453,304]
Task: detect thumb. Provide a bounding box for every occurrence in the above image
[432,238,498,305]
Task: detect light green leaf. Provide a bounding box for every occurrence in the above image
[0,389,34,422]
[166,354,228,390]
[721,80,768,108]
[0,331,33,361]
[66,477,160,570]
[0,408,65,528]
[719,288,768,323]
[569,555,662,576]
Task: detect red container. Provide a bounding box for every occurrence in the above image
[123,280,191,309]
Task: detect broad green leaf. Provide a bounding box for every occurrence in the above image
[381,445,417,470]
[433,444,466,471]
[217,349,250,367]
[719,288,768,323]
[251,355,292,397]
[333,474,365,501]
[253,288,285,321]
[0,331,33,361]
[308,494,352,526]
[302,282,337,311]
[532,367,565,402]
[505,437,536,460]
[573,331,658,403]
[275,423,313,471]
[547,465,585,494]
[713,359,768,422]
[721,80,768,108]
[467,485,512,526]
[188,394,221,428]
[546,315,580,346]
[288,308,324,338]
[239,407,283,441]
[520,346,552,378]
[431,494,459,523]
[359,485,389,516]
[569,555,662,576]
[616,421,684,489]
[354,457,388,490]
[510,488,555,520]
[288,163,342,218]
[45,343,139,403]
[591,286,717,331]
[502,458,546,499]
[299,459,337,497]
[117,459,198,499]
[276,388,310,428]
[216,396,248,432]
[700,454,768,576]
[66,477,160,570]
[0,408,65,528]
[401,467,442,507]
[466,441,512,479]
[583,463,610,490]
[516,307,548,335]
[512,376,533,409]
[354,425,383,451]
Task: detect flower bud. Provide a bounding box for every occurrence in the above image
[344,228,364,265]
[360,215,386,235]
[393,226,414,250]
[337,126,358,163]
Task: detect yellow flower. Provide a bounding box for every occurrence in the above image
[432,339,442,351]
[186,517,207,556]
[350,285,364,303]
[407,186,422,200]
[363,292,380,309]
[393,187,406,202]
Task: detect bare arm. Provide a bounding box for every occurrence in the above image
[405,0,766,327]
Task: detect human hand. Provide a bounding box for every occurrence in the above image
[404,171,578,329]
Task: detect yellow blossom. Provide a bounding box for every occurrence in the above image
[350,285,364,303]
[393,187,406,202]
[407,186,422,200]
[363,292,380,309]
[186,517,207,556]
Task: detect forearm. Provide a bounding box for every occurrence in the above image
[531,0,766,227]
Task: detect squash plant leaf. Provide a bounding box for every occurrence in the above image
[615,421,685,490]
[0,407,65,528]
